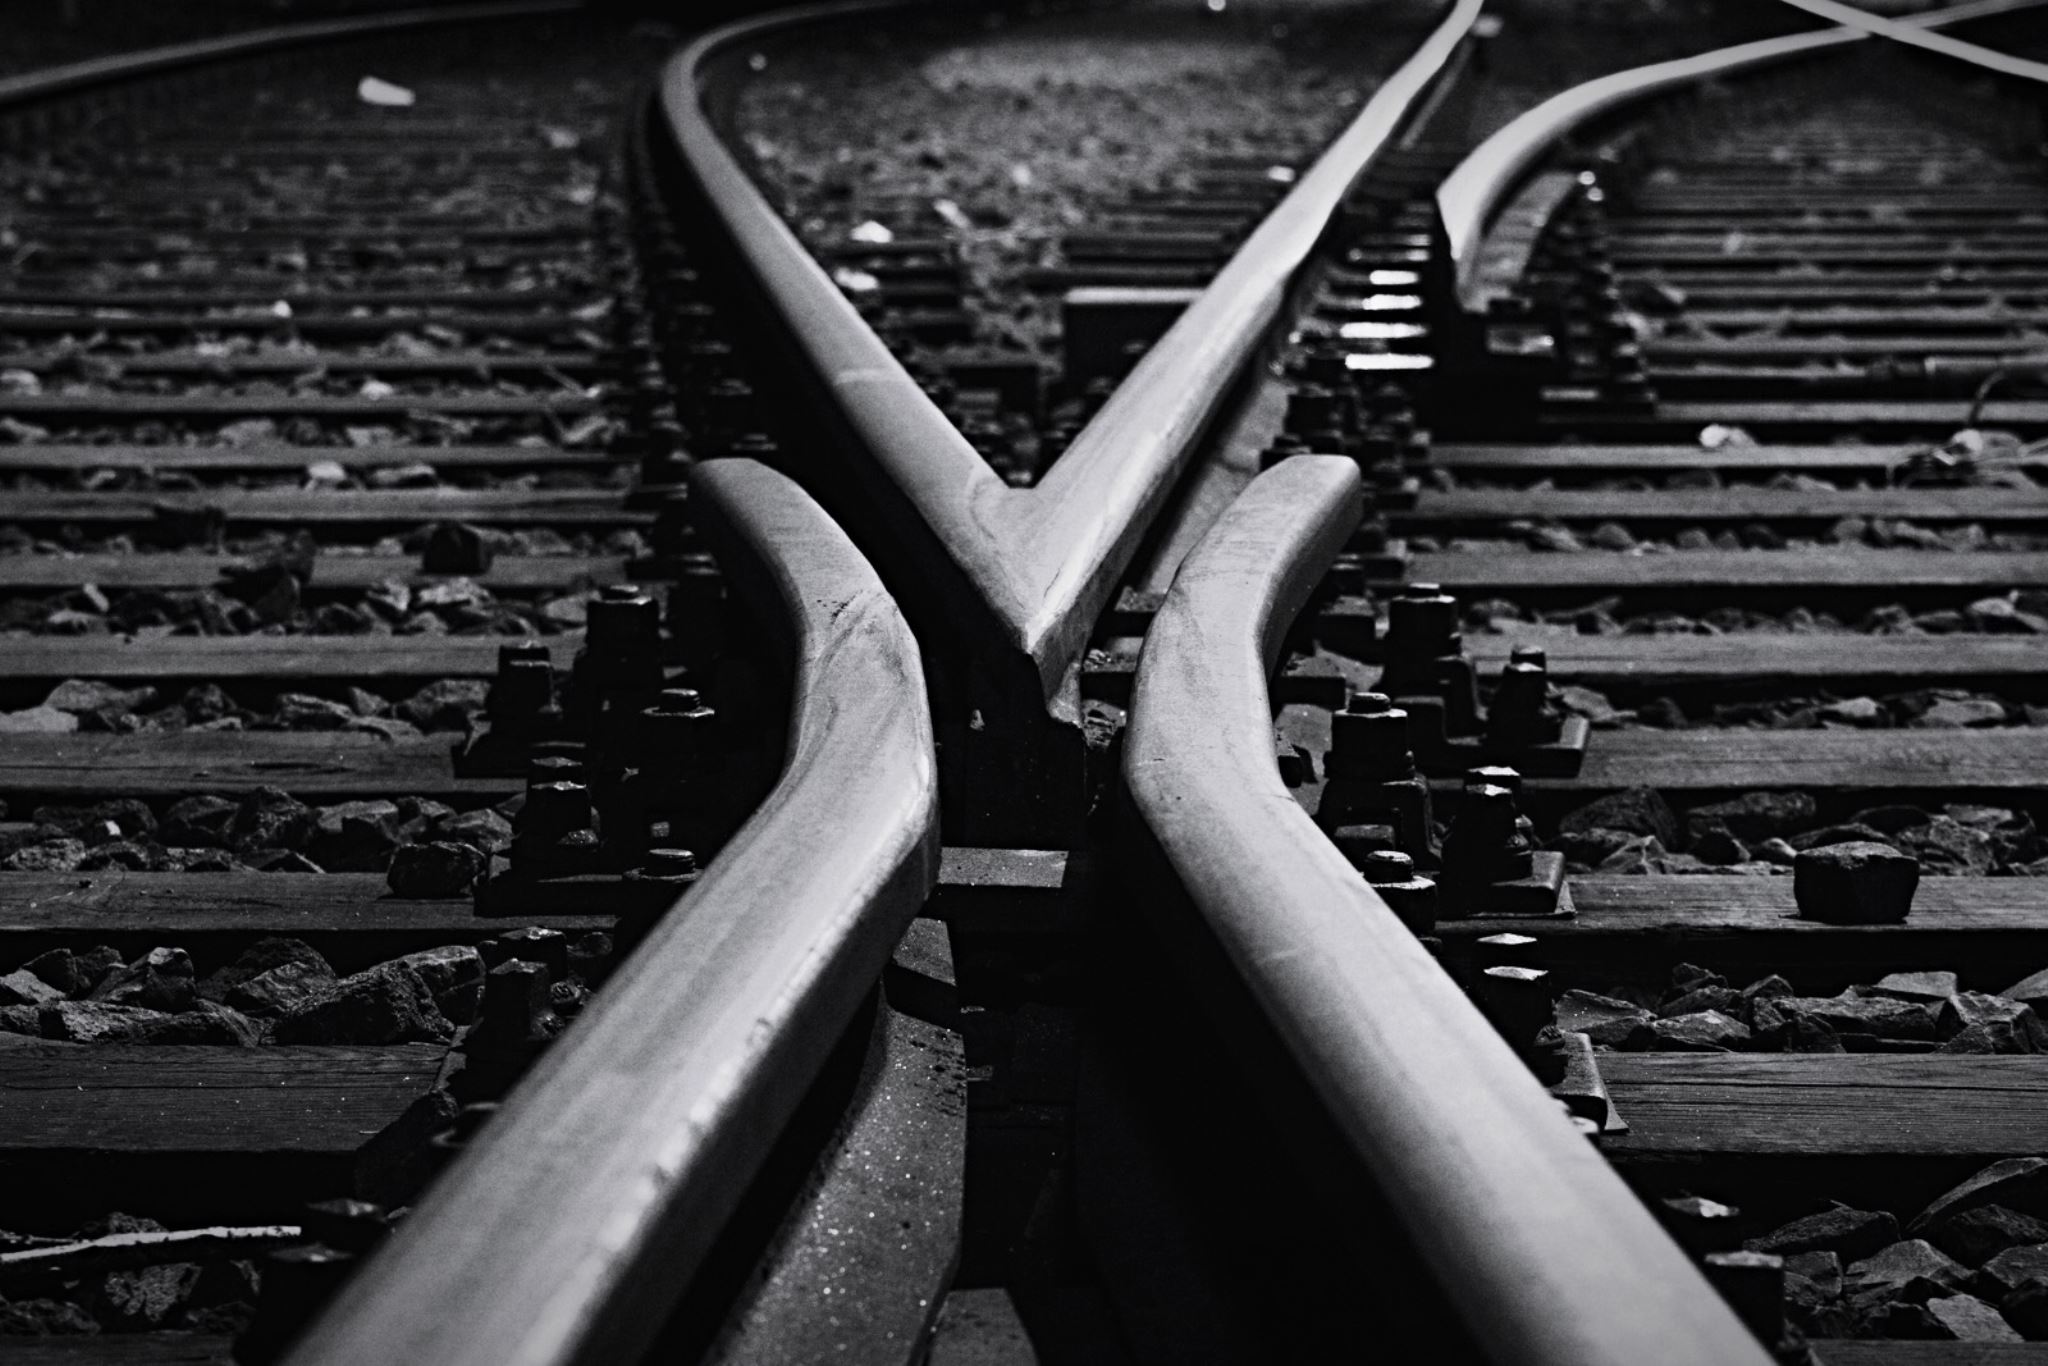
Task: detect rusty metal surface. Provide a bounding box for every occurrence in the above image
[1122,456,1773,1366]
[281,461,939,1366]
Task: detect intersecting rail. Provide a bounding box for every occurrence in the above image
[663,0,1484,706]
[1114,2,2048,1363]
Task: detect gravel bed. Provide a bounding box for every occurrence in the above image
[1465,593,2048,638]
[0,375,609,402]
[0,781,504,880]
[0,570,612,637]
[1565,955,2046,1053]
[2,414,594,447]
[1715,1160,2048,1343]
[1552,786,2040,877]
[0,916,613,1335]
[0,673,485,740]
[0,1208,268,1336]
[0,466,632,494]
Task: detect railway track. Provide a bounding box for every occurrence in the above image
[10,0,2048,1363]
[0,7,942,1366]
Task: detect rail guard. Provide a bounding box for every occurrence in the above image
[663,0,1484,703]
[283,460,940,1366]
[0,2,580,108]
[1122,456,1773,1366]
[1437,0,2048,303]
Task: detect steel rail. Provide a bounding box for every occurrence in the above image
[663,0,1484,704]
[0,2,583,108]
[1436,0,2048,302]
[1121,456,1773,1366]
[1780,0,2048,79]
[282,459,940,1366]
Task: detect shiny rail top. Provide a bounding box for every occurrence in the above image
[663,0,1483,705]
[1437,0,2048,305]
[283,460,939,1366]
[1122,457,1774,1366]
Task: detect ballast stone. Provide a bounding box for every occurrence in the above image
[1844,1239,1970,1305]
[1922,1292,2022,1342]
[1747,1206,1900,1263]
[1911,1158,2048,1233]
[1554,990,1653,1049]
[1922,1205,2048,1267]
[1651,1009,1750,1052]
[1793,841,1919,924]
[386,841,486,898]
[1869,970,1958,1003]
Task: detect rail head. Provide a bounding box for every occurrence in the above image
[1122,455,1773,1366]
[663,0,1483,706]
[0,2,583,109]
[1437,0,2048,305]
[283,459,939,1366]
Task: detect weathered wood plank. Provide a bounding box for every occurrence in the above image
[1600,1055,2048,1160]
[1464,633,2048,684]
[1631,194,2048,208]
[0,393,596,420]
[1435,875,2048,994]
[1404,489,2048,524]
[0,491,647,527]
[1430,442,1943,473]
[0,871,606,971]
[1808,1346,2048,1365]
[1409,548,2048,594]
[0,733,513,801]
[0,1336,233,1364]
[1651,335,2048,357]
[0,444,611,472]
[1520,729,2048,795]
[0,554,625,592]
[0,1044,448,1227]
[1545,401,2048,437]
[0,634,577,682]
[1,1044,445,1154]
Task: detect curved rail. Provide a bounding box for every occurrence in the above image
[663,0,1483,703]
[284,460,940,1366]
[0,1,580,108]
[1122,456,1772,1366]
[1437,0,2048,300]
[1780,0,2048,80]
